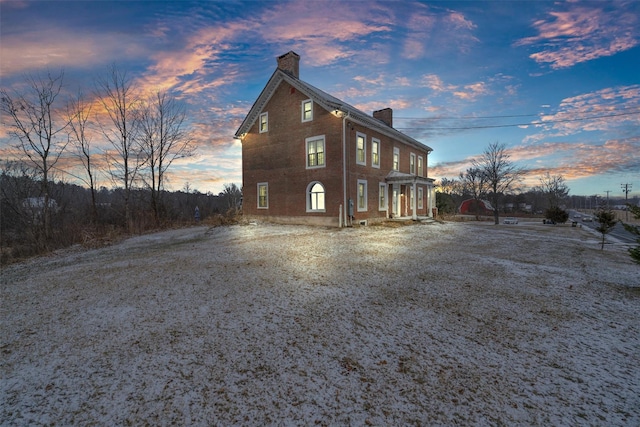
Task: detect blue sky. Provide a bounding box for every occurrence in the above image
[1,0,639,198]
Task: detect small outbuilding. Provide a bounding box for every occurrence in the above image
[458,199,494,216]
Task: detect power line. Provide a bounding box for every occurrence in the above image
[395,109,640,131]
[396,113,541,120]
[394,105,640,121]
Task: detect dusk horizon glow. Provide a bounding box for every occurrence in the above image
[1,1,639,199]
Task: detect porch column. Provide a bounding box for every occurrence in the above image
[412,182,417,220]
[429,185,435,217]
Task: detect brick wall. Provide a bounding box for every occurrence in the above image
[242,81,431,224]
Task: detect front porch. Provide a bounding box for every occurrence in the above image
[386,171,436,221]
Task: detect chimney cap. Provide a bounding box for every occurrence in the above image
[278,50,300,60]
[277,51,301,78]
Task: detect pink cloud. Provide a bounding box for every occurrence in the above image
[534,85,640,136]
[515,4,639,69]
[421,74,489,102]
[432,137,640,188]
[402,5,477,59]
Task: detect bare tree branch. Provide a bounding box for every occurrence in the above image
[0,70,69,240]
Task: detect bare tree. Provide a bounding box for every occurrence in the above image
[95,65,141,231]
[537,172,569,209]
[473,142,522,224]
[67,91,99,223]
[137,91,194,225]
[437,177,461,195]
[0,71,69,240]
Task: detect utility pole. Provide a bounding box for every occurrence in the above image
[604,190,611,208]
[622,183,632,221]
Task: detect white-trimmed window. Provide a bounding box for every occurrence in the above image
[307,181,325,212]
[379,183,387,211]
[356,133,366,165]
[410,186,414,211]
[393,147,400,171]
[418,156,424,177]
[372,138,380,168]
[306,135,325,168]
[301,99,313,122]
[257,182,268,209]
[259,112,268,133]
[357,179,368,211]
[410,153,416,175]
[418,187,424,209]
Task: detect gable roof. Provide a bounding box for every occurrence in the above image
[234,69,432,153]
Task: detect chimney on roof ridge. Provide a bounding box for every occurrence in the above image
[277,51,300,78]
[373,108,393,127]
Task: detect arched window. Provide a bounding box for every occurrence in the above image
[307,182,325,212]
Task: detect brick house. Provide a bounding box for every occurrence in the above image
[235,51,435,227]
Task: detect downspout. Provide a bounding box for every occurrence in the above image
[342,111,350,227]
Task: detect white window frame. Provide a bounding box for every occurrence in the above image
[418,156,424,177]
[306,135,326,169]
[307,181,326,212]
[410,186,414,211]
[301,99,313,122]
[410,153,416,175]
[371,138,380,168]
[257,182,268,209]
[357,179,368,212]
[356,132,366,166]
[393,147,400,171]
[418,187,424,209]
[379,182,387,211]
[259,112,268,133]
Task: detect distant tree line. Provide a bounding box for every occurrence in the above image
[435,142,574,223]
[0,166,242,263]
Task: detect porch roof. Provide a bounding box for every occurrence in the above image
[385,171,435,185]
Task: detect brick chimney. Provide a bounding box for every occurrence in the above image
[277,51,300,78]
[373,108,393,127]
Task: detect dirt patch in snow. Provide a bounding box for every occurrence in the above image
[1,220,639,425]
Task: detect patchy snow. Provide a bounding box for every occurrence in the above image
[1,220,639,425]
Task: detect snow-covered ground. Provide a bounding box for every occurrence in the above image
[1,220,639,425]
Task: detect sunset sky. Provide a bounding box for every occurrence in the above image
[1,0,639,198]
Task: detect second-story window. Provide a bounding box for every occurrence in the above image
[356,133,366,165]
[372,138,380,168]
[410,153,416,175]
[306,135,325,168]
[302,99,313,122]
[393,147,400,171]
[418,156,424,176]
[259,112,268,133]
